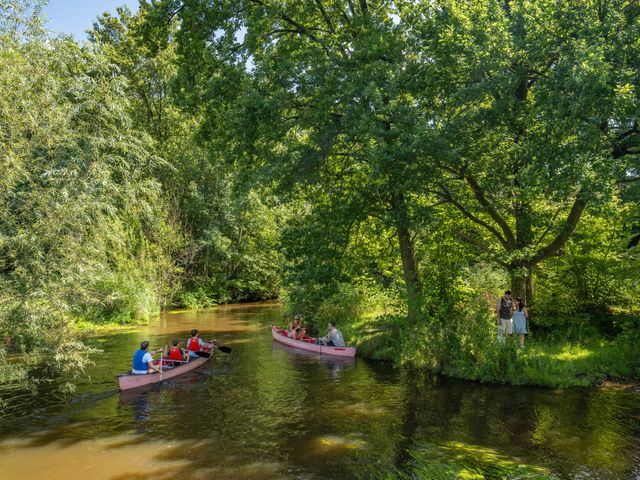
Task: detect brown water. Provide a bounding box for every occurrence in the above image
[0,302,639,480]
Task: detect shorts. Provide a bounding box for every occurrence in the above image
[500,318,513,335]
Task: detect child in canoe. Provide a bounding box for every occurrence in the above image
[163,339,189,366]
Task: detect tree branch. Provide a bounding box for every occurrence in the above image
[612,123,639,158]
[464,173,517,249]
[454,231,509,267]
[533,205,563,247]
[314,0,335,33]
[437,185,509,249]
[249,0,331,54]
[529,195,587,265]
[618,175,640,185]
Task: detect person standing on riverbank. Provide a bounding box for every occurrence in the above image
[512,298,528,346]
[497,290,514,338]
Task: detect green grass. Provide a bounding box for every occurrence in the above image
[346,315,640,388]
[72,317,151,335]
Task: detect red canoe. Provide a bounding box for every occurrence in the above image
[117,343,214,391]
[271,326,356,358]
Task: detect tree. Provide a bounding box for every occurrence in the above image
[402,0,640,303]
[0,0,179,387]
[161,0,445,321]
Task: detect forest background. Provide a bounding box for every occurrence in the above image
[1,0,639,395]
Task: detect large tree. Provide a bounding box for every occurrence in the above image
[160,0,441,321]
[403,0,640,302]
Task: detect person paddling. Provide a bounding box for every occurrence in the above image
[131,340,161,375]
[186,329,213,358]
[319,321,345,347]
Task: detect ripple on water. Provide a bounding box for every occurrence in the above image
[0,303,639,480]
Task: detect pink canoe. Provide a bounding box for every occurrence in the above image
[117,345,214,391]
[271,326,356,358]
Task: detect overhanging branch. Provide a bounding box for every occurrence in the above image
[529,195,587,265]
[464,173,517,249]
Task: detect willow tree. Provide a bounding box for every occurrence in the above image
[401,0,640,303]
[0,1,178,388]
[89,3,284,304]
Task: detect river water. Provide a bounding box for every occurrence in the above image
[0,302,638,480]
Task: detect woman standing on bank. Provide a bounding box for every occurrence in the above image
[513,298,528,346]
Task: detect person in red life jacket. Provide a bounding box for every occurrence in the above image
[131,340,161,375]
[164,338,188,367]
[186,329,213,358]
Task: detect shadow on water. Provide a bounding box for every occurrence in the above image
[0,301,638,479]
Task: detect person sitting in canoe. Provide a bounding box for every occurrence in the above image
[165,339,189,366]
[186,329,213,358]
[319,322,345,347]
[131,340,162,375]
[288,314,306,340]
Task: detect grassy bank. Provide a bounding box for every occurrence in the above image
[344,314,640,388]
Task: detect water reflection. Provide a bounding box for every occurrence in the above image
[0,302,638,480]
[271,340,356,382]
[119,388,152,424]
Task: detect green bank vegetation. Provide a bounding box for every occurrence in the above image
[1,0,639,390]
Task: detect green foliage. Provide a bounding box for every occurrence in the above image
[2,0,640,394]
[90,4,283,306]
[0,2,181,389]
[535,211,640,331]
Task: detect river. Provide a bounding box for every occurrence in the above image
[0,302,638,479]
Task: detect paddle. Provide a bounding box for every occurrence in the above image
[193,342,232,357]
[206,339,232,354]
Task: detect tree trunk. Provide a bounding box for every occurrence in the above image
[391,193,422,323]
[510,270,526,300]
[510,266,533,306]
[397,224,422,323]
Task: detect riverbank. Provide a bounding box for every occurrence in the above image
[345,315,640,388]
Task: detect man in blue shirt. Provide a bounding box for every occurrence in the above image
[131,341,161,374]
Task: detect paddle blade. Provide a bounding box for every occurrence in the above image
[194,351,210,358]
[216,345,232,354]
